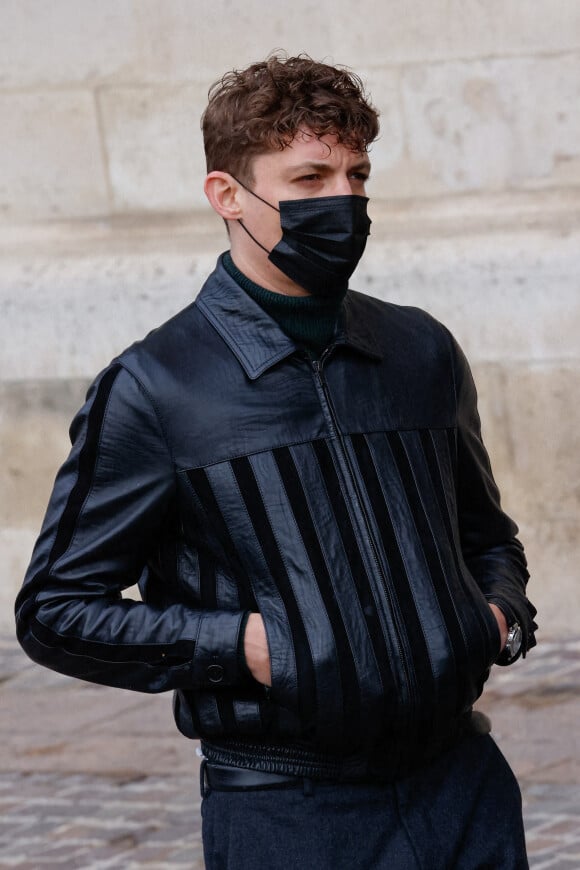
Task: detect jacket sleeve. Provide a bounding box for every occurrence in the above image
[451,337,538,661]
[15,362,247,693]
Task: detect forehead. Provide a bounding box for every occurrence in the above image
[253,130,370,174]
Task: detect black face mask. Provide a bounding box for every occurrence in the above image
[236,183,371,298]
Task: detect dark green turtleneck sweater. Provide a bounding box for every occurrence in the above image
[223,251,345,356]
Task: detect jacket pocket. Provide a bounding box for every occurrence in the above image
[458,569,503,702]
[481,595,502,663]
[251,594,302,715]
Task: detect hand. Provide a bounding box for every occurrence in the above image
[243,613,272,686]
[489,603,508,652]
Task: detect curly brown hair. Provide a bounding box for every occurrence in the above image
[202,53,379,182]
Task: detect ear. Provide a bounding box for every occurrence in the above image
[204,172,242,221]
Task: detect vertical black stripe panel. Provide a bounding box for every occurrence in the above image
[249,449,342,735]
[425,430,460,548]
[420,429,493,668]
[419,429,477,652]
[203,461,295,736]
[186,467,257,611]
[385,430,478,713]
[195,694,225,734]
[419,429,468,593]
[186,468,258,734]
[48,365,122,567]
[214,568,242,611]
[230,456,317,725]
[311,440,395,699]
[198,550,217,609]
[272,445,360,741]
[215,695,238,735]
[350,432,434,720]
[446,428,458,486]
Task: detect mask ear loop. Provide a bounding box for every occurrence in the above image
[231,176,281,255]
[236,218,271,254]
[232,176,280,213]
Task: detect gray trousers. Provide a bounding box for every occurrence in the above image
[201,733,528,870]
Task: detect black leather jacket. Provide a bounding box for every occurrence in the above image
[16,255,537,780]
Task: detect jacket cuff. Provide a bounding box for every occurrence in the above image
[192,610,247,688]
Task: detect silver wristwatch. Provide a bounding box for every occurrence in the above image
[503,621,523,663]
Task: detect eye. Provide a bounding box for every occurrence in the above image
[296,173,322,183]
[350,171,369,182]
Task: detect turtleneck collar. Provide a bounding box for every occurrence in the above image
[222,251,346,356]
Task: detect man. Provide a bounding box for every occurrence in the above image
[16,55,537,868]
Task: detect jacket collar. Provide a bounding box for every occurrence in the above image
[195,254,383,380]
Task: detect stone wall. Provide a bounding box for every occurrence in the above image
[2,1,579,633]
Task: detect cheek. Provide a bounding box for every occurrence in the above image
[257,210,283,249]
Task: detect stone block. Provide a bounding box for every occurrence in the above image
[400,55,580,196]
[0,380,88,529]
[0,0,139,87]
[130,0,515,81]
[329,0,496,66]
[356,222,580,363]
[0,528,37,630]
[1,0,580,92]
[131,0,335,82]
[98,85,208,211]
[0,241,223,380]
[472,362,580,635]
[328,0,580,66]
[520,517,580,636]
[357,68,405,185]
[494,0,580,55]
[1,378,92,628]
[0,91,109,221]
[473,363,580,527]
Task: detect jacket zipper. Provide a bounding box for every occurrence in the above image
[311,352,415,710]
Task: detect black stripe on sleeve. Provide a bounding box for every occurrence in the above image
[47,364,123,568]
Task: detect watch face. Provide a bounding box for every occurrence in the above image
[507,625,523,657]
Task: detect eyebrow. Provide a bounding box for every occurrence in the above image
[286,159,372,175]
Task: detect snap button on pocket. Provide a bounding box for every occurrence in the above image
[207,664,225,683]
